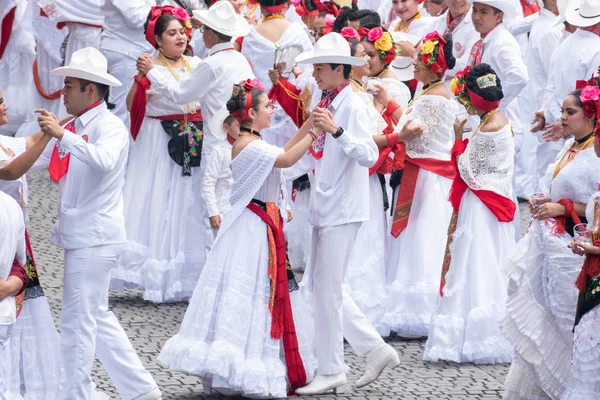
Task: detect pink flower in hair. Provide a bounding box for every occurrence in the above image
[581,85,600,102]
[172,7,190,22]
[324,13,335,27]
[290,0,301,5]
[341,27,359,40]
[367,26,383,42]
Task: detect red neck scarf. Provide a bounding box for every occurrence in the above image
[581,26,600,38]
[309,82,349,159]
[468,26,497,66]
[48,101,103,182]
[445,10,468,34]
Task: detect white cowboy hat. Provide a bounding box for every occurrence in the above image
[52,47,122,87]
[296,32,367,66]
[566,0,600,27]
[210,106,231,141]
[469,0,518,21]
[391,57,415,81]
[193,1,250,38]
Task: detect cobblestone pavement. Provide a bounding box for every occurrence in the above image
[26,170,531,400]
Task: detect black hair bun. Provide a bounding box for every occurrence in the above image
[333,8,356,32]
[227,84,247,115]
[442,33,456,70]
[466,63,504,102]
[257,0,288,7]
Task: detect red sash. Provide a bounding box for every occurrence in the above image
[246,201,306,393]
[150,113,202,122]
[551,198,582,236]
[268,78,305,128]
[130,75,152,140]
[0,6,16,59]
[440,139,516,296]
[390,156,455,238]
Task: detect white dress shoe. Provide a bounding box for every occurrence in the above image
[356,343,400,388]
[295,373,347,395]
[133,388,162,400]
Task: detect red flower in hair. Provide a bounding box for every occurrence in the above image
[243,78,264,91]
[357,27,369,39]
[582,101,596,118]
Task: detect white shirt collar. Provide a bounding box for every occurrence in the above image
[208,41,236,56]
[482,23,505,44]
[330,84,352,111]
[78,101,106,127]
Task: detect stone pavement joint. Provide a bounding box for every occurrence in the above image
[26,170,526,399]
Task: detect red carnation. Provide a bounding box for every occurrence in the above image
[582,100,596,118]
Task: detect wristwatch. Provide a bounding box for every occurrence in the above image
[332,126,344,139]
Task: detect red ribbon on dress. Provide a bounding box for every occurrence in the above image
[552,198,582,236]
[390,156,456,238]
[447,139,516,222]
[575,238,600,292]
[150,112,202,122]
[0,6,16,59]
[130,75,152,140]
[246,201,307,394]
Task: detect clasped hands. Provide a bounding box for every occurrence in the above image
[35,109,63,140]
[311,107,338,134]
[531,112,565,142]
[136,53,154,76]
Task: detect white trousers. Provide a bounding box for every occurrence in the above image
[102,49,137,125]
[0,327,11,400]
[310,223,384,375]
[59,244,157,400]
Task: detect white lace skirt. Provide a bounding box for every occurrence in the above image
[502,218,582,399]
[381,169,453,337]
[562,305,600,400]
[1,296,61,399]
[110,117,211,303]
[423,190,514,364]
[158,208,317,398]
[344,174,388,335]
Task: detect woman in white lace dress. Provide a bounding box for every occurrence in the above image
[110,7,209,303]
[159,80,318,398]
[424,64,516,364]
[379,32,457,338]
[502,83,600,399]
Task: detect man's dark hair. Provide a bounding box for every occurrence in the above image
[79,79,109,98]
[349,9,380,27]
[207,26,233,42]
[328,63,352,80]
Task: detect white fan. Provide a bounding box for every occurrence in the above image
[274,43,304,79]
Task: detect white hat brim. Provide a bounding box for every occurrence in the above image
[193,9,250,37]
[52,66,122,87]
[566,5,600,27]
[210,106,230,141]
[470,1,517,21]
[391,57,415,81]
[295,52,366,66]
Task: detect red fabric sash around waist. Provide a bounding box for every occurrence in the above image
[150,112,203,122]
[390,156,455,238]
[245,201,306,393]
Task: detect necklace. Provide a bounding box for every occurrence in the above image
[350,77,364,91]
[374,67,388,79]
[240,126,261,138]
[160,52,181,61]
[157,53,196,114]
[262,14,285,22]
[576,131,594,144]
[471,109,499,139]
[407,80,444,108]
[553,134,595,179]
[395,11,422,32]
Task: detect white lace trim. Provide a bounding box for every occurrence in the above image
[368,77,411,109]
[458,123,514,198]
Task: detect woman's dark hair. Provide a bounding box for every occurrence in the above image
[466,63,504,102]
[144,13,185,49]
[347,37,361,57]
[226,83,264,124]
[257,0,288,7]
[349,9,380,27]
[333,8,356,32]
[442,33,456,71]
[569,79,600,124]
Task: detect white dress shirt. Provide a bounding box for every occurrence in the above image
[307,85,378,228]
[202,139,233,218]
[541,28,600,123]
[146,42,255,154]
[41,0,103,26]
[0,191,25,328]
[35,103,129,250]
[480,24,528,134]
[426,9,479,79]
[100,0,155,58]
